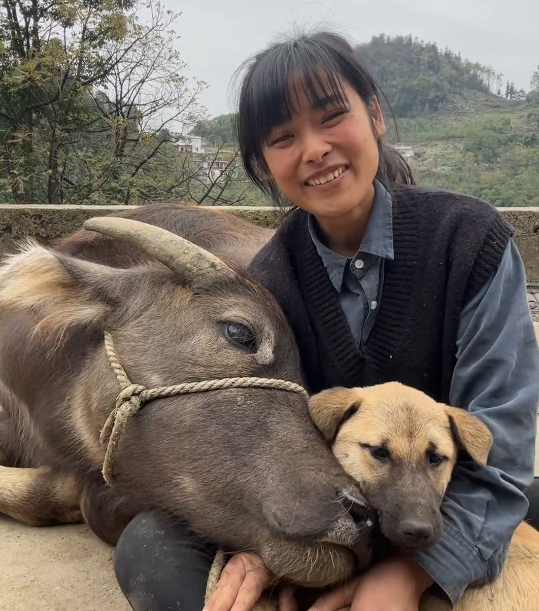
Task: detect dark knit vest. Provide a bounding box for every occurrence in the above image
[248,184,513,402]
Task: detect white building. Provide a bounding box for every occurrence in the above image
[394,144,417,161]
[176,135,206,154]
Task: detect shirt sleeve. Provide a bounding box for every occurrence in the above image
[411,238,539,605]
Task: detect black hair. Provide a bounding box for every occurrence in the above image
[233,30,415,206]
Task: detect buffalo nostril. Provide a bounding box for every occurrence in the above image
[341,493,373,527]
[400,520,434,541]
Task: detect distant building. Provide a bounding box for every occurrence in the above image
[199,157,231,183]
[394,144,417,162]
[176,135,206,154]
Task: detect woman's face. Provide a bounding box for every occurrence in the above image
[262,78,386,219]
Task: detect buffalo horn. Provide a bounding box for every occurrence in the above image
[83,216,233,283]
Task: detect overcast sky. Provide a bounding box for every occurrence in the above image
[171,0,538,117]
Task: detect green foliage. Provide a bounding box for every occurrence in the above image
[0,0,241,205]
[194,113,236,145]
[401,106,539,207]
[1,15,536,210]
[347,35,539,208]
[355,34,497,117]
[531,66,539,91]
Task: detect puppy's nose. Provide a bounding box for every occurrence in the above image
[400,520,434,542]
[340,493,375,528]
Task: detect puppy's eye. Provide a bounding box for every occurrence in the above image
[223,323,256,352]
[361,444,390,461]
[428,452,446,467]
[370,446,390,461]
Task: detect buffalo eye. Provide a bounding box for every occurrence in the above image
[223,322,257,352]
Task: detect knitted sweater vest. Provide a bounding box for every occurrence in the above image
[248,184,513,402]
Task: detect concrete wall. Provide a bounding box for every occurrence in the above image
[0,203,538,282]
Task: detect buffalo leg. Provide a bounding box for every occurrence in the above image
[0,465,83,526]
[80,476,133,545]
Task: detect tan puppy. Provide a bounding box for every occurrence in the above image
[309,381,539,611]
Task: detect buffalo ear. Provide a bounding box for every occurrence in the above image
[308,387,363,443]
[445,406,493,467]
[0,241,139,337]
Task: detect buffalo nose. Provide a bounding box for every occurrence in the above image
[400,520,434,542]
[341,493,373,528]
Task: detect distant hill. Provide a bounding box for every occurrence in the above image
[354,34,508,118]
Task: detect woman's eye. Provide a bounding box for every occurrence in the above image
[323,110,347,124]
[224,323,257,352]
[270,134,293,146]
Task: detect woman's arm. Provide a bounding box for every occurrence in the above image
[411,238,539,605]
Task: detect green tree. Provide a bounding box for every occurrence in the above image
[531,65,539,91]
[194,113,236,145]
[0,0,135,202]
[0,0,216,205]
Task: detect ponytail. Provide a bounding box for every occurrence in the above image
[377,142,416,186]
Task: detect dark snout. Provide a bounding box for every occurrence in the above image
[265,478,375,541]
[380,505,443,550]
[398,519,435,547]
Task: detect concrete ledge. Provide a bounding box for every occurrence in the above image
[0,204,537,281]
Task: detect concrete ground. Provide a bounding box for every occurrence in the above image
[0,518,131,611]
[2,322,539,611]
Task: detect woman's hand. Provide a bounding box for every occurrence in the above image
[309,555,434,611]
[203,552,297,611]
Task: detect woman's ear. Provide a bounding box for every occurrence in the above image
[370,96,386,139]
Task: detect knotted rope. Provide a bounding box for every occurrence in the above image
[99,330,309,485]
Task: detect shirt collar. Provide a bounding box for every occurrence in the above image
[308,180,395,291]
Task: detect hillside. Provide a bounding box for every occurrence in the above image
[355,34,498,118]
[356,35,539,206]
[391,92,539,206]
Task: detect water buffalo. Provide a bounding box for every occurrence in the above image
[0,204,374,588]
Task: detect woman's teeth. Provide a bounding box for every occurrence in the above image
[307,166,346,186]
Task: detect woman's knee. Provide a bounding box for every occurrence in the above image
[114,511,218,611]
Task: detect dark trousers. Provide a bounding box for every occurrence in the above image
[114,478,539,611]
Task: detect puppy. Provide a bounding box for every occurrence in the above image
[309,381,539,611]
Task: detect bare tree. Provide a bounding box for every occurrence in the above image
[185,145,250,206]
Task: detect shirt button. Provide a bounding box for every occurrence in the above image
[370,300,378,310]
[354,259,364,269]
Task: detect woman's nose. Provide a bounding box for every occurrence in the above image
[302,133,332,164]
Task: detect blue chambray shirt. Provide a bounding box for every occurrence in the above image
[308,180,539,605]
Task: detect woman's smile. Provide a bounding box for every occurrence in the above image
[304,165,350,190]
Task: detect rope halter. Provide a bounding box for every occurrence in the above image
[99,330,310,485]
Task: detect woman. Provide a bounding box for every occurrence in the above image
[114,31,539,611]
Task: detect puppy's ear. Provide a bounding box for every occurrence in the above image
[308,387,362,443]
[445,406,493,467]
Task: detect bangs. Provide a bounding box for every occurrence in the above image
[242,46,349,146]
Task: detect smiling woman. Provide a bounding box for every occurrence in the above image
[113,29,539,611]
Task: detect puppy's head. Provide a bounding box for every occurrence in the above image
[308,382,492,550]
